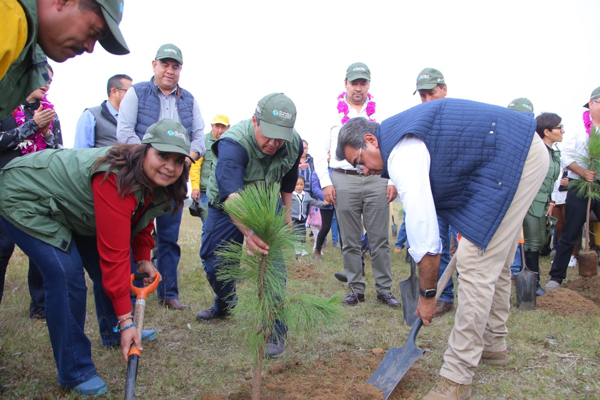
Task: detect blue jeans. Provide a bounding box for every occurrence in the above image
[437,217,454,303]
[200,205,287,337]
[395,212,409,249]
[0,218,44,314]
[155,205,183,301]
[331,211,339,243]
[510,246,522,276]
[0,216,122,388]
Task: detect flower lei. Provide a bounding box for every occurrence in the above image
[337,92,376,125]
[583,110,593,136]
[11,95,55,154]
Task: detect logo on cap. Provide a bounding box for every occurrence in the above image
[273,110,292,120]
[164,48,178,55]
[119,2,123,13]
[353,67,366,72]
[418,74,430,81]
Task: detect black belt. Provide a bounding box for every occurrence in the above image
[332,168,360,176]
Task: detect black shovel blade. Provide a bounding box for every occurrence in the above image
[124,353,139,400]
[367,318,425,399]
[399,258,419,326]
[514,269,537,310]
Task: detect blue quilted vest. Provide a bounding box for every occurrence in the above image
[133,78,194,140]
[377,98,536,249]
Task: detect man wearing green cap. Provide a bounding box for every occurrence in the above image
[314,62,400,308]
[117,43,205,310]
[414,67,447,103]
[0,0,129,119]
[197,93,302,358]
[548,86,600,290]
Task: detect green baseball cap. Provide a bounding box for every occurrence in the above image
[142,119,194,162]
[507,98,534,113]
[346,62,371,81]
[254,93,296,142]
[413,68,445,95]
[583,86,600,108]
[155,43,183,64]
[96,0,129,55]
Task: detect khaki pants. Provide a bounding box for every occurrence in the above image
[440,134,548,385]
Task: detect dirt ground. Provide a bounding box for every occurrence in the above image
[200,351,433,400]
[563,275,600,305]
[537,287,600,316]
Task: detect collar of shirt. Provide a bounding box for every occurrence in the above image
[152,78,178,98]
[105,100,118,118]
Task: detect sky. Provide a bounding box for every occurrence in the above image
[48,0,600,152]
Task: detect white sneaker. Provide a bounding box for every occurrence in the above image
[545,280,560,291]
[568,256,577,268]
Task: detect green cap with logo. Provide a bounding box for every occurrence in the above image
[507,97,534,113]
[96,0,129,55]
[254,93,296,142]
[155,43,183,64]
[583,86,600,108]
[413,68,445,95]
[346,62,371,81]
[142,119,194,162]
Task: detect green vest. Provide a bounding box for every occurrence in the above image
[206,119,300,205]
[199,131,218,192]
[0,0,49,119]
[0,147,172,251]
[528,144,561,217]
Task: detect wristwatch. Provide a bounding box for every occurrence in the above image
[419,288,437,298]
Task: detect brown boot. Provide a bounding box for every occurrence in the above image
[422,377,472,400]
[435,300,454,315]
[480,350,508,366]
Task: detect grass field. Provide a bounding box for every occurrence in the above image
[0,203,599,399]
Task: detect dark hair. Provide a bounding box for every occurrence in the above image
[296,176,305,184]
[46,64,54,75]
[78,0,103,16]
[335,118,379,162]
[302,139,308,146]
[107,74,133,97]
[535,113,561,139]
[92,144,189,214]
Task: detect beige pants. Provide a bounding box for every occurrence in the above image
[440,134,548,385]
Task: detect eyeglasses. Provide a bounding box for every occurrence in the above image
[552,125,565,132]
[355,147,366,175]
[116,88,128,92]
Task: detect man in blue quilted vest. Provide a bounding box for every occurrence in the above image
[413,67,456,316]
[117,43,206,310]
[336,99,548,400]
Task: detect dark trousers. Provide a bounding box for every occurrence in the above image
[200,205,287,337]
[316,209,334,251]
[154,205,183,301]
[0,216,122,387]
[0,218,44,315]
[550,186,600,283]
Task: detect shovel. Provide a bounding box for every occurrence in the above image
[391,203,399,237]
[124,271,161,400]
[514,230,537,310]
[368,255,457,400]
[399,256,419,326]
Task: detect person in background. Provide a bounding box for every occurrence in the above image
[74,74,133,148]
[298,139,314,196]
[0,64,61,318]
[117,43,205,310]
[291,176,328,257]
[190,113,230,222]
[522,112,563,296]
[0,118,191,396]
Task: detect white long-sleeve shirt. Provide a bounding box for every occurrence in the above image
[387,134,443,263]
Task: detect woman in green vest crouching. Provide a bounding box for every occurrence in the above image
[0,119,192,397]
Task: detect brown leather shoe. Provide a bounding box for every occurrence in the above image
[341,292,365,306]
[480,350,508,366]
[313,249,323,260]
[422,377,472,400]
[163,299,190,310]
[376,292,401,308]
[394,247,403,254]
[435,300,454,315]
